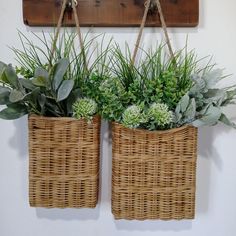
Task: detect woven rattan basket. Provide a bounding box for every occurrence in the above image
[28,115,101,208]
[112,122,198,220]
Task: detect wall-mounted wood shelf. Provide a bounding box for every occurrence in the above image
[23,0,199,27]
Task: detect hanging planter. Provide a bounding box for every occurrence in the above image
[98,0,236,220]
[0,0,108,208]
[28,115,100,208]
[0,58,102,208]
[112,123,197,220]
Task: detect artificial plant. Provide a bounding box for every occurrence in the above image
[0,32,111,120]
[99,44,236,130]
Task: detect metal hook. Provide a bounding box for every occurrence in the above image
[144,0,157,14]
[66,0,78,11]
[150,0,158,13]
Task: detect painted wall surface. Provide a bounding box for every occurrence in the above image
[0,0,236,235]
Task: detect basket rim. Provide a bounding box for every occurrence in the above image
[112,122,196,135]
[28,114,100,122]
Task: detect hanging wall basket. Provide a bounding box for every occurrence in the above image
[28,115,101,208]
[111,0,198,220]
[112,123,198,220]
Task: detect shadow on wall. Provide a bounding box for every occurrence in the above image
[99,120,112,204]
[36,207,100,221]
[8,116,28,201]
[9,116,28,159]
[196,124,229,215]
[114,219,192,232]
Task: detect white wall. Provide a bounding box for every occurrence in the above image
[0,0,236,236]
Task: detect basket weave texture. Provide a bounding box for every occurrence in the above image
[112,122,198,220]
[28,115,100,208]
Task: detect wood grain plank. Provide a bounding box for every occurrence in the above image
[23,0,199,27]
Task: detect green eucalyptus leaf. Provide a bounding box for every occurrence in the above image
[53,58,69,90]
[57,80,74,102]
[0,86,10,105]
[45,101,63,117]
[34,67,49,80]
[5,65,19,89]
[0,71,8,83]
[38,94,46,114]
[19,78,36,91]
[32,76,47,87]
[38,94,46,108]
[191,77,206,92]
[71,88,81,100]
[222,89,236,106]
[23,87,40,102]
[9,90,24,103]
[0,104,28,120]
[180,94,190,112]
[175,103,181,114]
[192,119,207,127]
[194,105,222,127]
[204,69,223,88]
[199,103,212,115]
[204,89,227,105]
[0,62,7,81]
[226,89,236,100]
[34,67,50,89]
[219,113,236,128]
[185,98,196,120]
[204,89,224,98]
[223,89,236,106]
[0,61,6,71]
[66,88,80,116]
[0,86,10,93]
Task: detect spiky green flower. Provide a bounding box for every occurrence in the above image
[148,103,173,127]
[73,98,97,121]
[122,105,144,128]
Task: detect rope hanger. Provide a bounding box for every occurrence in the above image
[52,0,174,70]
[132,0,175,65]
[50,0,88,71]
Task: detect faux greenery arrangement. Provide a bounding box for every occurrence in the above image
[99,44,236,130]
[0,58,76,119]
[0,32,110,120]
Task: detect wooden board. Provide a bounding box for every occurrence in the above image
[23,0,199,27]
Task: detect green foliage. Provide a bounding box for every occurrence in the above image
[11,31,111,94]
[11,31,84,80]
[175,69,236,128]
[106,44,199,109]
[99,44,211,130]
[0,59,78,119]
[0,32,111,120]
[0,103,28,120]
[99,43,236,130]
[99,77,128,121]
[73,98,97,121]
[1,32,236,129]
[78,37,113,114]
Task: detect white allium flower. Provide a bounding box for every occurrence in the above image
[73,98,97,121]
[122,105,143,129]
[148,103,173,126]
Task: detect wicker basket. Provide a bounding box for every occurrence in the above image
[112,122,198,220]
[28,115,101,208]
